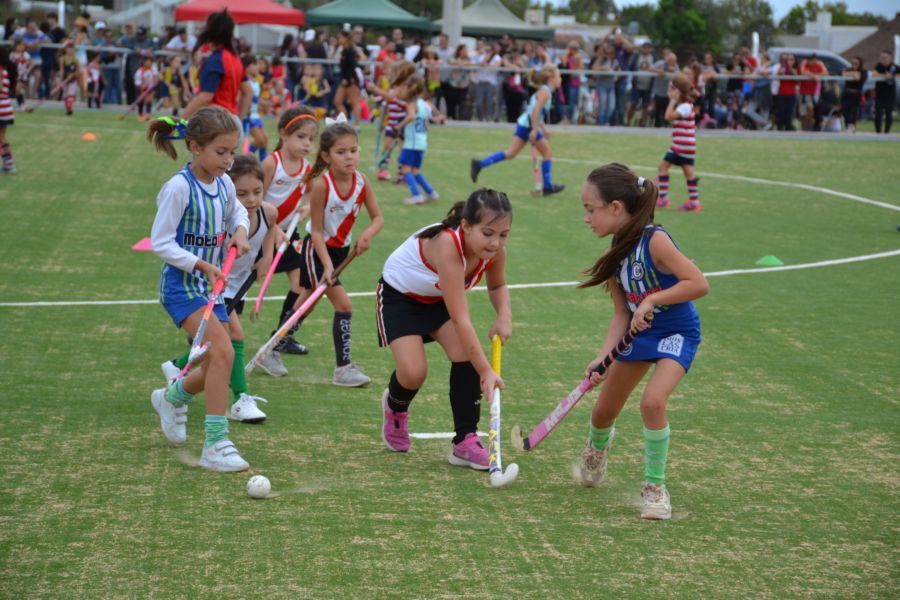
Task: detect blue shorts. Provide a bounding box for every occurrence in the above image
[247,117,264,130]
[398,148,425,169]
[663,150,694,167]
[616,330,700,373]
[514,124,544,142]
[162,296,229,328]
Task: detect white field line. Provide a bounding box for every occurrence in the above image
[1,249,897,308]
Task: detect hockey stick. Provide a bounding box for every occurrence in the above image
[245,246,357,375]
[23,79,67,113]
[510,326,642,452]
[529,144,542,197]
[488,335,519,488]
[252,211,301,320]
[118,85,156,121]
[172,246,238,382]
[226,270,258,315]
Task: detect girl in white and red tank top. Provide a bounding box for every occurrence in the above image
[375,189,513,472]
[258,106,319,366]
[292,118,383,388]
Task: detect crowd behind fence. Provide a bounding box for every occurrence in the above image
[2,17,897,133]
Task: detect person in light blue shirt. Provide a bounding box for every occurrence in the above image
[396,75,445,206]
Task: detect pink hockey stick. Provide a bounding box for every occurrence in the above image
[173,246,238,382]
[510,327,638,452]
[252,211,301,319]
[245,247,356,375]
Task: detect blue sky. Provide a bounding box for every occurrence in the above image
[548,0,899,21]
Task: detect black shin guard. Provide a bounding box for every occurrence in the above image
[388,371,418,413]
[449,361,482,443]
[279,290,300,325]
[333,312,352,367]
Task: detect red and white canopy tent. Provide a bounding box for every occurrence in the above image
[174,0,305,26]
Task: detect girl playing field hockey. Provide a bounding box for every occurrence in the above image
[255,104,319,377]
[656,72,701,212]
[377,189,512,470]
[290,116,383,387]
[470,64,565,196]
[0,46,17,174]
[396,75,445,206]
[242,54,268,161]
[366,60,416,182]
[161,154,281,424]
[59,42,81,116]
[578,162,708,519]
[147,106,252,472]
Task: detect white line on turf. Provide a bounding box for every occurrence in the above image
[1,249,897,308]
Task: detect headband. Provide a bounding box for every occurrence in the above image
[159,116,189,140]
[284,113,317,130]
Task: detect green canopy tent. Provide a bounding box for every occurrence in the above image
[306,0,433,31]
[435,0,554,41]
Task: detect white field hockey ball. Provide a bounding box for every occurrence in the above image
[247,475,271,499]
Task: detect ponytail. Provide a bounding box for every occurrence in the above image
[580,164,657,289]
[147,106,240,161]
[417,188,512,239]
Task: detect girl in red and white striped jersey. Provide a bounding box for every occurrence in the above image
[292,118,384,388]
[0,46,16,174]
[656,72,701,212]
[258,104,319,365]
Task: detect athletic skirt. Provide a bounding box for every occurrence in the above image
[617,327,701,373]
[274,228,304,273]
[375,278,450,347]
[299,234,350,289]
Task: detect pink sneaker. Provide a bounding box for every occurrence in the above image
[678,200,702,212]
[656,197,670,208]
[448,432,489,470]
[381,389,410,452]
[377,169,390,181]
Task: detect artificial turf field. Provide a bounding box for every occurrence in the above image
[0,110,897,598]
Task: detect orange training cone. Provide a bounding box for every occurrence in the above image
[82,132,97,141]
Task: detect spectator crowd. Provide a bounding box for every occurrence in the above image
[2,12,897,133]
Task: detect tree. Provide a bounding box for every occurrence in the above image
[778,1,884,33]
[722,0,777,49]
[553,0,617,24]
[780,6,807,34]
[619,2,657,38]
[654,0,719,58]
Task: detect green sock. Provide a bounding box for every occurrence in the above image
[204,415,228,448]
[643,424,671,487]
[590,424,615,450]
[165,379,193,406]
[229,340,248,405]
[173,350,190,369]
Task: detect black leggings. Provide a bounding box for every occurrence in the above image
[874,91,895,133]
[775,94,797,131]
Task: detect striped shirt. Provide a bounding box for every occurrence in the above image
[670,102,696,158]
[386,96,407,134]
[0,69,13,122]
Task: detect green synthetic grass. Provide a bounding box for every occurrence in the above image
[0,111,898,599]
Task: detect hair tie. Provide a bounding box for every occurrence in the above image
[284,113,317,130]
[325,113,349,127]
[159,116,189,140]
[637,176,645,188]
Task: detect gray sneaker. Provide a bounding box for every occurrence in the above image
[151,388,188,445]
[332,363,371,387]
[257,350,288,377]
[198,439,250,472]
[579,428,615,487]
[640,483,672,520]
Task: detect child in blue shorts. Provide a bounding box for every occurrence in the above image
[577,162,709,520]
[146,107,252,473]
[470,64,565,196]
[396,75,445,206]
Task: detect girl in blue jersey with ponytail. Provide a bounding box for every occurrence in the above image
[470,64,565,196]
[146,106,253,473]
[577,162,709,520]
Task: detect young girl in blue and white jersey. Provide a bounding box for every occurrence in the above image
[242,54,269,161]
[578,162,709,519]
[470,64,565,196]
[146,106,252,472]
[396,75,445,206]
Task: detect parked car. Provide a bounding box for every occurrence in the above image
[766,47,851,76]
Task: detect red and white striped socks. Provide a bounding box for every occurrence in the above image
[657,174,670,207]
[687,178,699,206]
